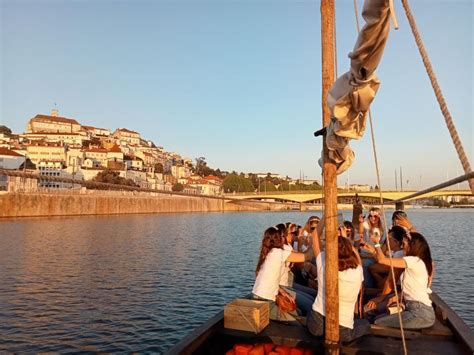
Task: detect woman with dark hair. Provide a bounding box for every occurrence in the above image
[368,225,406,289]
[307,230,369,342]
[252,225,314,321]
[363,232,435,329]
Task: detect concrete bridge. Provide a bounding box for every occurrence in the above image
[225,190,472,204]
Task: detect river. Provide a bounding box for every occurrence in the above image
[0,209,472,353]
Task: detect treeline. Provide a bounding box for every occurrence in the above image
[193,157,322,193]
[222,173,321,193]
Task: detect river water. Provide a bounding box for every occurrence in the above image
[0,209,472,353]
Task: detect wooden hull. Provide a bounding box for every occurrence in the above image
[167,292,474,355]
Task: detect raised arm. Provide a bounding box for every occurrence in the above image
[286,245,314,263]
[363,234,407,269]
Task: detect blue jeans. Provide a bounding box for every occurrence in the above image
[362,257,376,289]
[374,300,435,329]
[280,285,315,316]
[307,310,370,343]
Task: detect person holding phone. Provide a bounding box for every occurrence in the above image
[362,231,435,330]
[358,207,385,288]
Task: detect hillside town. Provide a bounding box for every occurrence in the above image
[0,110,375,195]
[0,110,228,195]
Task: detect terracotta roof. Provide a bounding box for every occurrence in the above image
[117,128,139,135]
[31,114,80,125]
[108,144,122,153]
[0,147,24,157]
[83,148,108,153]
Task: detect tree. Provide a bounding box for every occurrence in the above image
[154,163,164,173]
[172,183,184,192]
[258,181,277,192]
[92,170,139,188]
[0,125,12,136]
[223,173,254,193]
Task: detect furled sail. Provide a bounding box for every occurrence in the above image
[324,0,391,174]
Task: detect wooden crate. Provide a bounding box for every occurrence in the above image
[224,299,270,333]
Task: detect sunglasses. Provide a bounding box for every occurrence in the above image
[290,231,298,236]
[310,227,316,232]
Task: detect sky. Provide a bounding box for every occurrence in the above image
[1,0,472,190]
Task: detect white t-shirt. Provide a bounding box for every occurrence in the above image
[279,244,294,287]
[401,256,432,307]
[252,247,292,301]
[312,252,363,329]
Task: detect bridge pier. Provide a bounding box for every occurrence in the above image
[395,201,405,211]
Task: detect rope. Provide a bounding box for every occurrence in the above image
[401,0,474,195]
[391,171,474,203]
[352,2,408,354]
[237,308,259,334]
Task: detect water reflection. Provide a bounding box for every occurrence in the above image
[0,210,472,353]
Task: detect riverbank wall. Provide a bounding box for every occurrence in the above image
[0,191,296,218]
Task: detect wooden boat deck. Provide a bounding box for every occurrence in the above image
[167,292,474,355]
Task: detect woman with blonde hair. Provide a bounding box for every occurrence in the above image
[359,207,385,288]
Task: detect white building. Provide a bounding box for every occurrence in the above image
[113,128,140,146]
[27,114,81,134]
[26,141,66,165]
[0,147,25,169]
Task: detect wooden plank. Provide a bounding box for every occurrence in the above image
[430,292,474,352]
[166,311,223,355]
[370,324,420,339]
[421,318,453,338]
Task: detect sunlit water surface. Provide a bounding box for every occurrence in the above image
[0,209,472,353]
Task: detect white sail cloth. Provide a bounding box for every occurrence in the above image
[324,0,391,174]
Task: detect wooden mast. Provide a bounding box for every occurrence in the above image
[321,0,339,353]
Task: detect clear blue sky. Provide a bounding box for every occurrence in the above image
[1,0,472,189]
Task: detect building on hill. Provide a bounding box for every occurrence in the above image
[113,128,140,146]
[26,141,66,165]
[22,132,88,145]
[0,147,25,170]
[82,147,108,168]
[27,113,81,134]
[82,125,111,137]
[186,175,223,196]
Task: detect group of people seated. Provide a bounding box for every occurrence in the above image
[251,208,436,342]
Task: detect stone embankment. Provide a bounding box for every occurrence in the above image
[0,191,295,218]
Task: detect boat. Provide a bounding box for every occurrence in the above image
[168,0,474,353]
[168,290,474,354]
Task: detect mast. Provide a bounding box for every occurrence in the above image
[321,0,339,352]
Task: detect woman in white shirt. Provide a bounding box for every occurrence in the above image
[358,207,385,288]
[364,232,435,329]
[307,229,369,342]
[252,225,314,321]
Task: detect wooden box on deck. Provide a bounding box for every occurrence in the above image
[224,299,269,333]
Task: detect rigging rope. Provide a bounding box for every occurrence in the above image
[401,0,474,194]
[352,1,408,354]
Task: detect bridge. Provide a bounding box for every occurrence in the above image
[224,190,472,205]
